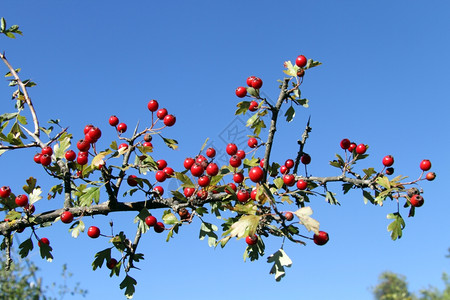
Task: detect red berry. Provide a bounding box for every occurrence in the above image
[206,163,219,176]
[248,138,258,148]
[109,115,119,126]
[143,142,153,148]
[155,171,167,182]
[355,144,367,155]
[77,139,90,152]
[198,176,210,187]
[163,167,174,177]
[156,108,168,120]
[147,99,159,112]
[340,138,351,150]
[163,114,176,127]
[249,101,258,112]
[157,159,167,170]
[24,204,35,214]
[0,186,11,198]
[251,77,263,89]
[127,175,138,186]
[285,159,294,169]
[313,231,329,246]
[38,237,50,247]
[117,123,127,133]
[106,258,118,269]
[300,153,311,165]
[259,158,265,168]
[237,189,250,203]
[60,211,74,224]
[184,157,195,169]
[34,153,42,164]
[83,124,94,135]
[296,179,308,190]
[77,155,88,165]
[184,187,195,198]
[295,55,307,68]
[87,226,100,238]
[283,174,296,187]
[250,189,257,200]
[196,155,207,164]
[88,127,102,142]
[118,143,128,150]
[39,154,52,166]
[420,159,431,171]
[41,146,53,156]
[249,167,264,183]
[285,211,294,221]
[426,172,436,181]
[154,222,165,233]
[279,165,289,175]
[348,143,357,152]
[233,172,244,184]
[206,147,216,158]
[229,155,242,168]
[236,150,246,160]
[246,76,256,87]
[410,194,424,207]
[226,143,238,155]
[235,87,247,98]
[145,215,157,227]
[153,186,164,196]
[245,234,258,245]
[197,189,208,200]
[15,194,28,207]
[382,155,394,167]
[226,183,237,194]
[190,163,204,177]
[65,150,76,161]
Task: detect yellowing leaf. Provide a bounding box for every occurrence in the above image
[293,206,320,234]
[283,60,298,76]
[228,215,261,239]
[267,249,292,281]
[91,149,112,168]
[29,187,43,205]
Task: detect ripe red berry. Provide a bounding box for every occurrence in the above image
[163,167,174,177]
[250,189,257,200]
[279,165,289,175]
[154,222,165,233]
[206,163,219,176]
[226,183,237,194]
[24,204,35,214]
[87,226,100,238]
[229,155,242,168]
[313,231,329,246]
[249,101,258,112]
[382,155,394,167]
[157,159,167,170]
[196,155,207,164]
[107,258,118,269]
[226,143,238,155]
[246,76,256,87]
[65,150,76,161]
[283,174,296,186]
[340,138,351,150]
[145,215,157,227]
[233,172,244,184]
[153,186,164,196]
[355,144,367,155]
[285,159,294,169]
[295,55,307,68]
[155,171,167,182]
[248,138,258,148]
[0,186,11,198]
[237,189,250,203]
[190,163,204,177]
[297,179,308,190]
[285,211,294,221]
[77,139,90,152]
[127,175,138,186]
[197,189,208,200]
[109,115,119,126]
[236,150,246,160]
[249,166,264,183]
[426,172,436,181]
[206,147,216,158]
[259,158,265,168]
[348,143,357,152]
[60,211,74,224]
[88,127,102,142]
[251,77,263,89]
[15,194,28,207]
[41,146,53,156]
[156,108,168,120]
[118,143,128,151]
[40,154,52,166]
[38,237,50,247]
[34,153,42,164]
[410,194,424,207]
[198,175,210,187]
[163,114,176,126]
[76,154,88,166]
[235,86,247,98]
[147,99,159,112]
[183,187,195,198]
[117,123,127,133]
[143,142,153,148]
[300,153,311,165]
[184,157,195,169]
[420,159,431,171]
[245,234,258,246]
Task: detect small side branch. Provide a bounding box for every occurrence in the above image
[293,116,311,174]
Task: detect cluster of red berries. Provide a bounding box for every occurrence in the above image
[147,99,176,127]
[235,75,263,98]
[144,215,165,233]
[0,185,31,209]
[340,138,367,155]
[33,146,53,166]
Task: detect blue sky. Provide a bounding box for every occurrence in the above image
[1,1,449,299]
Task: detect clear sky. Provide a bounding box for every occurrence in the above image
[1,1,449,299]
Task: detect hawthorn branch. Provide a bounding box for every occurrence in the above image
[293,116,311,174]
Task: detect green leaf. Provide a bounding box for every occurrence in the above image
[267,249,292,281]
[376,175,391,189]
[53,136,71,159]
[162,209,179,225]
[39,242,53,262]
[363,168,377,178]
[69,220,85,238]
[199,137,209,152]
[29,187,43,205]
[342,183,353,194]
[305,59,322,69]
[48,184,63,199]
[134,209,150,234]
[158,134,178,150]
[92,248,111,270]
[283,60,298,76]
[235,101,251,115]
[1,18,6,32]
[387,212,405,241]
[166,223,180,242]
[5,210,21,221]
[91,149,112,168]
[246,113,259,128]
[120,275,137,299]
[247,87,259,97]
[244,236,265,262]
[18,238,33,258]
[284,106,295,122]
[297,98,309,108]
[363,190,375,205]
[273,177,284,190]
[224,215,261,240]
[325,191,339,205]
[78,186,101,206]
[22,177,37,194]
[4,68,20,78]
[174,172,194,188]
[199,222,218,247]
